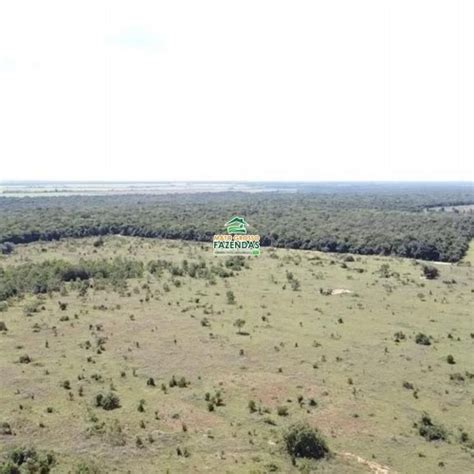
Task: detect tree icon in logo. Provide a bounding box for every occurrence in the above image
[225,216,248,234]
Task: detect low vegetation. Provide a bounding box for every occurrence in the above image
[0,235,472,472]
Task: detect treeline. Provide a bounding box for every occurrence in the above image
[147,255,247,280]
[0,256,248,301]
[0,258,143,301]
[0,185,473,262]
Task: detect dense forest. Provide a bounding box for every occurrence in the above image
[1,183,473,262]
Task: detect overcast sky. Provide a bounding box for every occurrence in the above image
[0,1,472,182]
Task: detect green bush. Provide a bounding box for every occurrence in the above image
[422,265,440,280]
[95,392,120,411]
[446,354,456,364]
[415,333,431,346]
[18,354,31,364]
[0,446,55,473]
[226,290,236,305]
[284,423,330,460]
[418,413,447,441]
[0,422,12,435]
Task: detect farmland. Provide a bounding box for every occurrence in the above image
[0,235,473,473]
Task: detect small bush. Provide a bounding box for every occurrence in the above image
[446,354,456,365]
[418,413,447,441]
[93,238,104,248]
[422,265,439,280]
[95,392,120,411]
[393,331,406,342]
[18,354,31,364]
[1,446,55,473]
[449,373,465,382]
[226,290,236,305]
[415,333,431,346]
[284,423,330,460]
[277,406,289,417]
[234,318,246,334]
[0,422,12,435]
[0,321,7,332]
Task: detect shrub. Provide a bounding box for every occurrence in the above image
[234,318,246,334]
[226,290,235,305]
[0,242,15,255]
[277,406,289,417]
[418,413,447,441]
[93,238,104,248]
[449,373,465,382]
[18,354,31,364]
[290,279,301,291]
[0,321,7,332]
[446,354,456,365]
[1,447,55,473]
[393,331,406,342]
[422,265,439,280]
[95,392,120,411]
[284,423,330,460]
[0,422,12,435]
[415,333,431,346]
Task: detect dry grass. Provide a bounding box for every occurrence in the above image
[0,237,473,473]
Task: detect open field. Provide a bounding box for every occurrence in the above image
[0,182,290,197]
[1,236,473,473]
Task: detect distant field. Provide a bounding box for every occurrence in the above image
[1,237,473,473]
[0,181,289,197]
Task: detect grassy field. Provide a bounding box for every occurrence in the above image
[0,237,473,473]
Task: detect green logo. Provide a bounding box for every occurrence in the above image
[213,217,260,256]
[225,216,248,234]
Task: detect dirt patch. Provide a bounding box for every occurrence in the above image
[331,288,352,295]
[338,452,395,474]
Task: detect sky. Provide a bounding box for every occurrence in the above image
[0,0,473,182]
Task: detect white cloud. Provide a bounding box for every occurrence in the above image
[0,0,472,181]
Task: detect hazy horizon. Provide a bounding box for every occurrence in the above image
[2,179,474,184]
